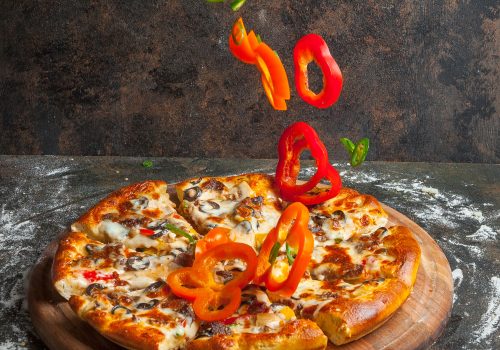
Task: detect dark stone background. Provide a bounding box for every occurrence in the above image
[0,0,498,162]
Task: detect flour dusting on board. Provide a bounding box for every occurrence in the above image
[467,225,498,241]
[452,268,463,304]
[0,161,77,348]
[472,277,500,344]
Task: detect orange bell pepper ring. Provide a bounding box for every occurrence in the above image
[195,227,231,259]
[229,17,291,111]
[255,202,314,297]
[167,242,257,321]
[229,18,257,64]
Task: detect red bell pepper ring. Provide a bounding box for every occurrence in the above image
[286,163,342,206]
[276,122,329,199]
[276,122,342,205]
[293,34,343,109]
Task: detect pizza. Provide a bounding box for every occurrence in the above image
[52,175,420,350]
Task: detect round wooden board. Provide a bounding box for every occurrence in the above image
[28,204,453,350]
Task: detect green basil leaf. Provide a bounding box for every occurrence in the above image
[230,0,246,11]
[351,138,370,167]
[142,160,153,168]
[340,138,355,154]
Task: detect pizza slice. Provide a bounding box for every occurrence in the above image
[69,279,199,350]
[269,225,421,345]
[187,285,327,350]
[71,180,200,252]
[308,187,389,242]
[176,174,283,249]
[53,232,187,300]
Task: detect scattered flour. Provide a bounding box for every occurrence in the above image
[0,342,27,350]
[452,268,463,304]
[45,166,71,177]
[472,277,500,344]
[467,225,498,241]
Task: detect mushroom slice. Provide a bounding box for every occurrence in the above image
[184,186,202,201]
[126,256,150,271]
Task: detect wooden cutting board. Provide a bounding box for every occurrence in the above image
[28,203,453,350]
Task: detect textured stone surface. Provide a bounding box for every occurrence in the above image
[0,156,498,349]
[0,1,499,162]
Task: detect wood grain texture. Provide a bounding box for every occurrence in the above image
[28,203,453,350]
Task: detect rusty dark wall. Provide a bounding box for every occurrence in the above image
[0,0,498,162]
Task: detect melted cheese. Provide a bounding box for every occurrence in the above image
[100,220,129,241]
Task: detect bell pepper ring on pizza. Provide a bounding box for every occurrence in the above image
[52,121,421,349]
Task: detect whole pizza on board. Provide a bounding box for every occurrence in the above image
[52,123,420,350]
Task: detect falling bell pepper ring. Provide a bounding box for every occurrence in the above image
[293,33,343,109]
[276,122,334,200]
[350,138,370,167]
[340,137,355,154]
[255,202,314,297]
[195,227,231,259]
[229,17,291,110]
[287,163,342,206]
[229,18,257,64]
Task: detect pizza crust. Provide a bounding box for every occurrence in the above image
[311,226,421,345]
[187,319,327,350]
[72,180,170,241]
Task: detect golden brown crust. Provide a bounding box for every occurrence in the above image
[69,296,165,350]
[71,180,168,241]
[52,232,88,284]
[187,319,327,350]
[314,226,420,345]
[52,232,106,299]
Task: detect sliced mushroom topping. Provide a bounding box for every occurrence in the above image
[130,196,149,211]
[235,205,255,219]
[251,196,264,205]
[102,212,118,221]
[199,200,221,214]
[215,270,234,284]
[173,251,195,267]
[331,210,346,222]
[319,291,338,300]
[136,299,159,310]
[126,256,150,271]
[311,214,328,226]
[223,259,247,272]
[85,283,104,296]
[196,321,232,338]
[206,223,218,230]
[202,179,225,192]
[144,280,166,293]
[111,305,132,315]
[184,186,202,201]
[85,244,100,255]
